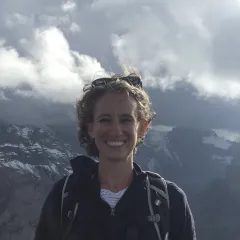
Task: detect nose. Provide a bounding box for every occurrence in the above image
[109,120,123,136]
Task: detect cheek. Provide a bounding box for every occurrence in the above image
[93,124,109,137]
[128,125,140,138]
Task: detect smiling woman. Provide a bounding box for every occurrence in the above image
[34,73,197,240]
[77,73,153,158]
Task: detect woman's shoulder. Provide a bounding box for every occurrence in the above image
[166,181,186,198]
[145,171,187,200]
[165,181,197,239]
[165,180,190,208]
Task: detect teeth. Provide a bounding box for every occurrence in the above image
[106,141,125,147]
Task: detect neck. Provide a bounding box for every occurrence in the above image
[98,156,134,192]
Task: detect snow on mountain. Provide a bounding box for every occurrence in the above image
[211,155,233,165]
[202,135,232,150]
[1,122,239,183]
[0,122,239,240]
[12,125,34,139]
[0,122,83,240]
[148,125,174,157]
[0,122,79,179]
[137,125,240,191]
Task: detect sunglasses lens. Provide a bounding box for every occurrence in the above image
[91,76,142,88]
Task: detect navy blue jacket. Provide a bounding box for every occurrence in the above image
[34,156,197,240]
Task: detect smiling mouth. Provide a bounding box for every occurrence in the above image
[105,141,126,147]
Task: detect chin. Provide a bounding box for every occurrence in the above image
[101,150,131,162]
[105,154,127,162]
[98,144,134,162]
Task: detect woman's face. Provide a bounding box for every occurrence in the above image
[88,92,148,162]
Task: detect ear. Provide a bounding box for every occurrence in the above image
[138,119,149,138]
[87,123,94,138]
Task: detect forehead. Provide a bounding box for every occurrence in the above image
[94,92,137,116]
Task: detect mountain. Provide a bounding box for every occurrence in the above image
[0,121,239,240]
[0,122,81,240]
[139,126,239,190]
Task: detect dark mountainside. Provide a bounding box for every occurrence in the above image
[0,122,239,240]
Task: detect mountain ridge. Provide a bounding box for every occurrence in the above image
[0,122,239,239]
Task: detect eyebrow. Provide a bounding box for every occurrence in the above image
[120,114,135,119]
[96,114,110,119]
[96,113,134,119]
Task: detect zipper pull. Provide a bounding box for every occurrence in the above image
[110,208,115,216]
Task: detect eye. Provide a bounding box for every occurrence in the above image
[98,118,110,123]
[121,118,133,123]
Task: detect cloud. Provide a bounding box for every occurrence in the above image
[0,27,105,103]
[213,128,240,142]
[61,1,77,13]
[1,0,240,104]
[69,22,81,34]
[0,90,9,101]
[5,13,29,28]
[107,0,240,99]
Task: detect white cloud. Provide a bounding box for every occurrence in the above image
[0,27,106,103]
[188,73,240,100]
[0,40,37,88]
[61,1,77,13]
[108,0,240,99]
[213,128,240,142]
[5,13,29,28]
[1,0,240,103]
[91,0,130,10]
[0,90,9,101]
[39,14,71,26]
[69,22,81,34]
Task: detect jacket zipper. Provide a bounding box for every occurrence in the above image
[100,197,117,217]
[110,208,115,216]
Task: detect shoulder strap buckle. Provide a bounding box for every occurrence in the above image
[147,214,161,223]
[145,173,170,240]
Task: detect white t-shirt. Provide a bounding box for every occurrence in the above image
[100,188,127,209]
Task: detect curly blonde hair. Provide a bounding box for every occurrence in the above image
[76,73,155,157]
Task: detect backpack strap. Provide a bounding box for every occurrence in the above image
[145,171,170,240]
[60,174,79,240]
[61,174,71,227]
[60,155,98,239]
[60,162,169,240]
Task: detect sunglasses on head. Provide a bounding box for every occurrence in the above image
[90,75,143,89]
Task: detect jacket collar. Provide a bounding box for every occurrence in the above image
[70,154,97,176]
[70,154,144,177]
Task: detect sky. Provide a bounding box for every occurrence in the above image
[0,0,240,131]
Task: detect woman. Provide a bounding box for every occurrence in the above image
[34,73,197,240]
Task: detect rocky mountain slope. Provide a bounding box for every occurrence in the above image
[0,122,80,240]
[141,126,240,240]
[0,122,239,240]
